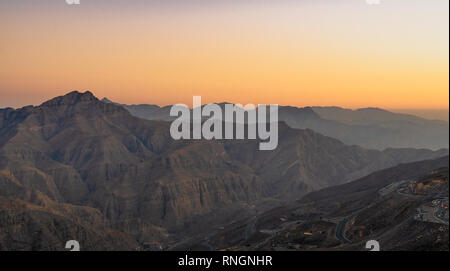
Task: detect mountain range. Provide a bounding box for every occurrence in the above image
[102,98,449,150]
[0,91,447,250]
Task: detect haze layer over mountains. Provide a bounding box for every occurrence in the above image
[102,98,449,151]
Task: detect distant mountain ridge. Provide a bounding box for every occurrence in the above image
[102,98,449,150]
[312,106,448,125]
[101,98,174,121]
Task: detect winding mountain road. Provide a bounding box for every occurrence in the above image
[335,215,355,244]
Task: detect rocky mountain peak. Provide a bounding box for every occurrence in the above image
[40,91,98,107]
[101,97,113,103]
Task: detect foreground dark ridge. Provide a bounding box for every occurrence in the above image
[203,156,449,251]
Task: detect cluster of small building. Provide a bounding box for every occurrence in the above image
[431,199,448,209]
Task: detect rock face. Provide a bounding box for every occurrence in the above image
[0,91,448,250]
[0,196,141,251]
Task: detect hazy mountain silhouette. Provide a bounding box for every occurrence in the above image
[103,98,449,150]
[312,106,447,125]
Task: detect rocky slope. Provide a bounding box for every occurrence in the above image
[209,156,448,251]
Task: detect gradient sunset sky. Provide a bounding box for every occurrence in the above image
[0,0,448,118]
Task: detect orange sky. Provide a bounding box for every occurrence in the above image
[0,0,448,113]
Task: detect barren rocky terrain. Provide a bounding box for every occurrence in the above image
[0,91,448,250]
